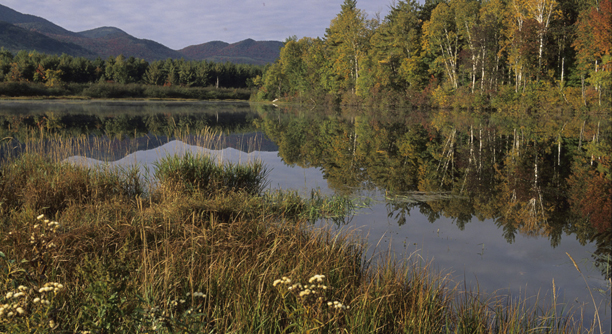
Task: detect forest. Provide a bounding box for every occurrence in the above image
[255,0,611,109]
[0,49,263,98]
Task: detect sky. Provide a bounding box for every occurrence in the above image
[3,0,391,50]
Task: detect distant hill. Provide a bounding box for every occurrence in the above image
[0,4,80,38]
[0,4,281,64]
[179,39,283,65]
[0,21,95,57]
[62,27,185,61]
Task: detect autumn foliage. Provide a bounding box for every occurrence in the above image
[568,156,612,232]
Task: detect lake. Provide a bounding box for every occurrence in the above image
[1,100,610,331]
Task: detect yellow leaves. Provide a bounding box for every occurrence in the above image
[508,0,559,27]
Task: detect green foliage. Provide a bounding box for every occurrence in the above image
[255,0,611,108]
[0,49,262,97]
[154,152,268,196]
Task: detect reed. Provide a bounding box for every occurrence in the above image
[154,151,268,196]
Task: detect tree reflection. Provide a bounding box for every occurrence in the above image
[256,107,611,257]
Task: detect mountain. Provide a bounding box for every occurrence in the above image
[0,4,80,38]
[0,21,95,57]
[179,39,283,65]
[0,4,281,64]
[65,27,185,61]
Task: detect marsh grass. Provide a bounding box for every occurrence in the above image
[154,152,268,196]
[0,134,600,333]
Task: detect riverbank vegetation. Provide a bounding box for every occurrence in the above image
[254,0,611,110]
[0,130,600,332]
[0,50,261,99]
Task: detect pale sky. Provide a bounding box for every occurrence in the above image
[2,0,391,50]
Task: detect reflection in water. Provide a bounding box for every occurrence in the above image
[254,105,611,328]
[255,107,610,240]
[1,101,610,329]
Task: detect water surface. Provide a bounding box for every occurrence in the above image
[1,100,609,331]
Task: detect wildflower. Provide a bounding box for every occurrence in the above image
[299,289,312,297]
[7,311,14,317]
[49,319,56,328]
[37,214,45,220]
[5,292,13,299]
[16,307,25,315]
[33,298,41,303]
[273,279,282,287]
[308,274,325,283]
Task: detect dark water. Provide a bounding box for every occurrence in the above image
[1,100,610,331]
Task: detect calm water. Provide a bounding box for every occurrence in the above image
[1,100,610,331]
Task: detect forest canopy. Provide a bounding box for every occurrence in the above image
[0,50,263,90]
[254,0,611,109]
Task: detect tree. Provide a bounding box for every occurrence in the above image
[365,0,425,93]
[423,2,460,89]
[144,60,165,85]
[573,0,612,104]
[507,0,560,82]
[476,0,507,91]
[326,0,369,94]
[452,0,481,92]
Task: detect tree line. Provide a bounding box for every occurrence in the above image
[0,49,264,89]
[255,0,611,108]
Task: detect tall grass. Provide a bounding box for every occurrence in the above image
[154,152,268,196]
[0,135,600,333]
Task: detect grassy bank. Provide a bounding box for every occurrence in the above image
[0,82,252,101]
[0,141,597,332]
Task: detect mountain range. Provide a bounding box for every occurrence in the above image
[0,4,282,64]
